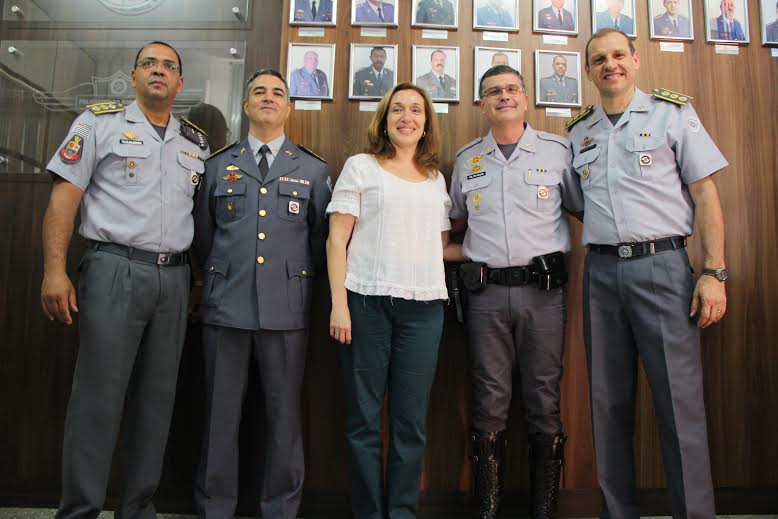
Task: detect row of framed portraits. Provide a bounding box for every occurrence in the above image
[287,42,584,106]
[290,0,778,45]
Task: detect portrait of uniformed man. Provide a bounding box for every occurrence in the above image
[291,0,336,23]
[449,64,584,519]
[593,0,636,35]
[353,0,396,24]
[413,0,458,27]
[193,68,331,519]
[350,45,397,98]
[288,44,335,99]
[474,0,519,29]
[535,0,577,32]
[650,0,693,38]
[414,46,459,100]
[568,28,729,519]
[40,41,208,519]
[764,0,778,42]
[474,47,521,101]
[537,51,581,105]
[707,0,749,41]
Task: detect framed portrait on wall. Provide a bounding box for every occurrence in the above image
[759,0,778,44]
[287,43,336,100]
[704,0,750,42]
[473,0,520,31]
[649,0,695,40]
[591,0,637,36]
[411,0,459,28]
[473,47,522,101]
[289,0,338,25]
[351,0,399,26]
[534,50,582,107]
[533,0,578,34]
[349,44,399,99]
[412,45,460,102]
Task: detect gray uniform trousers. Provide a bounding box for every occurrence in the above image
[583,248,715,519]
[195,325,307,519]
[56,248,190,519]
[466,283,566,435]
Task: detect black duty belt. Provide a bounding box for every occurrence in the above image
[487,265,534,286]
[90,241,188,266]
[588,236,687,259]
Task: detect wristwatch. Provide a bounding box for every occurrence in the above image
[702,268,728,282]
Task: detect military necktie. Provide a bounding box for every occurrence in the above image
[439,76,445,90]
[673,18,678,30]
[557,9,563,25]
[311,0,318,20]
[614,17,620,30]
[258,144,270,180]
[377,6,384,21]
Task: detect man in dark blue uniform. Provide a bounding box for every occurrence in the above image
[193,68,331,519]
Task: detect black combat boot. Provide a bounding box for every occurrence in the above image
[529,433,566,519]
[471,430,506,519]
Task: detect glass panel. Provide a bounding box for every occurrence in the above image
[0,40,245,174]
[2,0,251,27]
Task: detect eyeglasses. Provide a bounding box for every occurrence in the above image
[135,58,180,72]
[481,84,523,99]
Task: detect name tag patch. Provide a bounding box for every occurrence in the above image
[467,171,486,180]
[120,139,143,145]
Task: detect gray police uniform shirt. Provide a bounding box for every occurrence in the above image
[568,88,728,246]
[449,125,584,267]
[46,101,208,253]
[193,135,331,331]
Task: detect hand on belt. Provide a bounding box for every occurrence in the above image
[589,236,687,259]
[89,241,188,266]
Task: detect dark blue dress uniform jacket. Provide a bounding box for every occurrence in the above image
[193,137,331,331]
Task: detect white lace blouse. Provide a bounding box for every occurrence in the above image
[326,153,452,301]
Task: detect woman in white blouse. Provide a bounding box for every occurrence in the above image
[326,83,454,519]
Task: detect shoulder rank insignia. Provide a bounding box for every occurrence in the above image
[178,117,209,151]
[652,88,692,106]
[297,144,326,163]
[206,141,238,161]
[86,101,125,115]
[565,105,594,131]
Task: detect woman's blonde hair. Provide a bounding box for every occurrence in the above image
[367,82,441,176]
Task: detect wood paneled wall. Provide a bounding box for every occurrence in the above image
[0,0,776,516]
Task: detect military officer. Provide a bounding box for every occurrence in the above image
[767,1,778,42]
[40,41,208,519]
[289,50,329,97]
[415,0,456,25]
[537,0,575,31]
[352,47,394,98]
[476,0,515,27]
[415,49,457,99]
[193,68,331,519]
[449,65,583,519]
[354,0,395,23]
[594,0,635,33]
[568,29,728,519]
[709,0,747,40]
[653,0,691,38]
[539,55,579,104]
[291,0,334,22]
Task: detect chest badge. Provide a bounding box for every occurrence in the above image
[537,186,550,200]
[469,165,483,173]
[470,192,482,211]
[581,166,590,180]
[123,131,139,140]
[226,164,239,171]
[581,136,593,148]
[639,153,652,166]
[223,173,243,183]
[288,200,301,214]
[467,155,483,165]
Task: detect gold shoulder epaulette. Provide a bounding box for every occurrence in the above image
[298,144,327,163]
[179,117,208,136]
[565,105,594,131]
[652,88,693,105]
[206,141,238,161]
[86,101,125,115]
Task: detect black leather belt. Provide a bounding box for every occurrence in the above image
[589,236,687,259]
[90,241,188,266]
[487,265,534,286]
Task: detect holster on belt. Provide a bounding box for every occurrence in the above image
[445,263,466,324]
[458,262,488,293]
[532,251,568,290]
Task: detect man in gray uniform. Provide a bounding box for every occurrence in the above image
[568,28,728,519]
[352,47,394,98]
[193,68,331,519]
[449,65,583,519]
[539,55,579,104]
[653,0,692,38]
[40,41,208,519]
[416,49,457,99]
